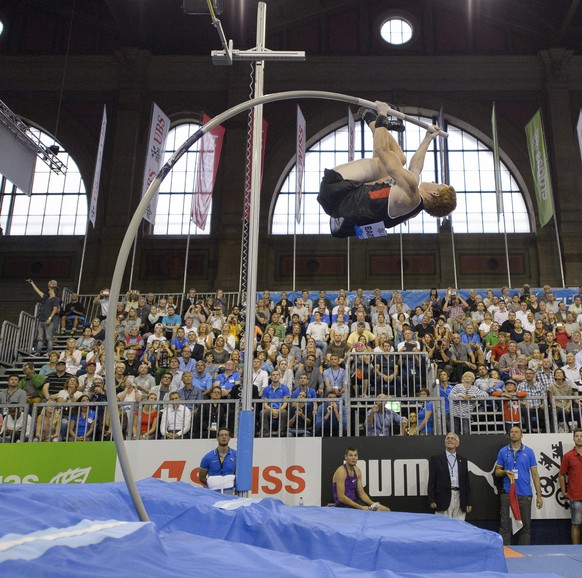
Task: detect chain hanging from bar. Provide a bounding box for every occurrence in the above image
[237,62,256,341]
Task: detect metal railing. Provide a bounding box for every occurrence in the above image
[0,320,20,367]
[17,311,38,356]
[551,396,582,433]
[447,395,549,435]
[61,289,242,325]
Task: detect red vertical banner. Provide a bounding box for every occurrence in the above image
[243,112,269,221]
[192,113,225,230]
[295,105,306,224]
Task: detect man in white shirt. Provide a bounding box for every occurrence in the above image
[160,392,191,439]
[306,310,330,357]
[251,357,270,394]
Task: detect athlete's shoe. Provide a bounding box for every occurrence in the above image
[357,107,377,127]
[383,119,405,132]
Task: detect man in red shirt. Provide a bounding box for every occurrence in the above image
[490,332,509,370]
[559,428,582,544]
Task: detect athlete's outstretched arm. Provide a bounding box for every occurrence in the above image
[408,126,441,180]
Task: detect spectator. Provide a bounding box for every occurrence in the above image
[316,388,346,436]
[449,371,486,434]
[18,362,47,404]
[366,394,406,436]
[68,395,96,441]
[160,391,191,439]
[60,293,86,335]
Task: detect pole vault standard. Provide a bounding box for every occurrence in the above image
[104,90,447,521]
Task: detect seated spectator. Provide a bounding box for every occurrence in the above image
[474,365,504,394]
[366,394,406,436]
[209,335,230,367]
[0,375,27,407]
[177,371,203,402]
[517,331,539,362]
[170,327,189,356]
[60,293,86,335]
[39,351,60,377]
[260,369,290,437]
[250,357,270,395]
[178,346,197,373]
[192,360,213,397]
[34,402,61,442]
[323,354,346,395]
[160,392,191,439]
[18,362,47,404]
[134,362,156,397]
[0,406,31,443]
[288,391,315,437]
[68,395,96,441]
[194,385,233,439]
[124,326,145,356]
[59,338,83,376]
[162,305,182,340]
[212,360,240,397]
[294,353,324,395]
[78,362,99,392]
[315,388,347,437]
[123,349,141,377]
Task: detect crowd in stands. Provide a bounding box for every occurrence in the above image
[2,283,582,442]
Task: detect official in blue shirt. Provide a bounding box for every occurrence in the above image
[192,360,213,395]
[199,428,237,494]
[495,425,543,545]
[260,369,290,436]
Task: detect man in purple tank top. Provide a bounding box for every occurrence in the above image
[332,447,390,511]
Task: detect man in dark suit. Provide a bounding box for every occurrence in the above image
[428,432,472,520]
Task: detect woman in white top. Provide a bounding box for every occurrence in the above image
[196,323,215,351]
[59,338,83,375]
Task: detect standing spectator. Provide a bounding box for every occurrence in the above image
[428,432,472,520]
[27,279,60,356]
[316,388,347,436]
[260,369,289,437]
[495,426,543,545]
[93,288,111,320]
[559,428,582,544]
[449,371,486,434]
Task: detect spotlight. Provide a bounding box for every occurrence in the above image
[48,144,60,155]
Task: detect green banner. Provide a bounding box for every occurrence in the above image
[0,442,116,484]
[525,109,554,227]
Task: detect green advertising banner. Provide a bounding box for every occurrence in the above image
[0,442,116,484]
[525,109,555,228]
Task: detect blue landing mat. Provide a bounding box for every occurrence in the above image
[0,479,562,577]
[506,546,582,578]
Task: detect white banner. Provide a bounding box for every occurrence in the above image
[115,438,322,506]
[88,106,107,227]
[295,106,306,224]
[491,102,503,221]
[142,103,170,224]
[347,108,355,162]
[0,121,36,196]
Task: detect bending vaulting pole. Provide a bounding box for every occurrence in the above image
[104,90,448,521]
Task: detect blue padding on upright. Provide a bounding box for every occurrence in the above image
[236,410,254,492]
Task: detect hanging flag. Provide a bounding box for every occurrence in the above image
[192,113,225,230]
[491,102,504,221]
[347,107,355,162]
[243,114,268,221]
[508,477,523,535]
[525,109,555,228]
[88,106,107,228]
[142,103,170,224]
[295,106,306,224]
[577,109,582,164]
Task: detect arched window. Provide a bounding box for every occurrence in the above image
[0,127,87,235]
[271,114,530,235]
[153,121,211,235]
